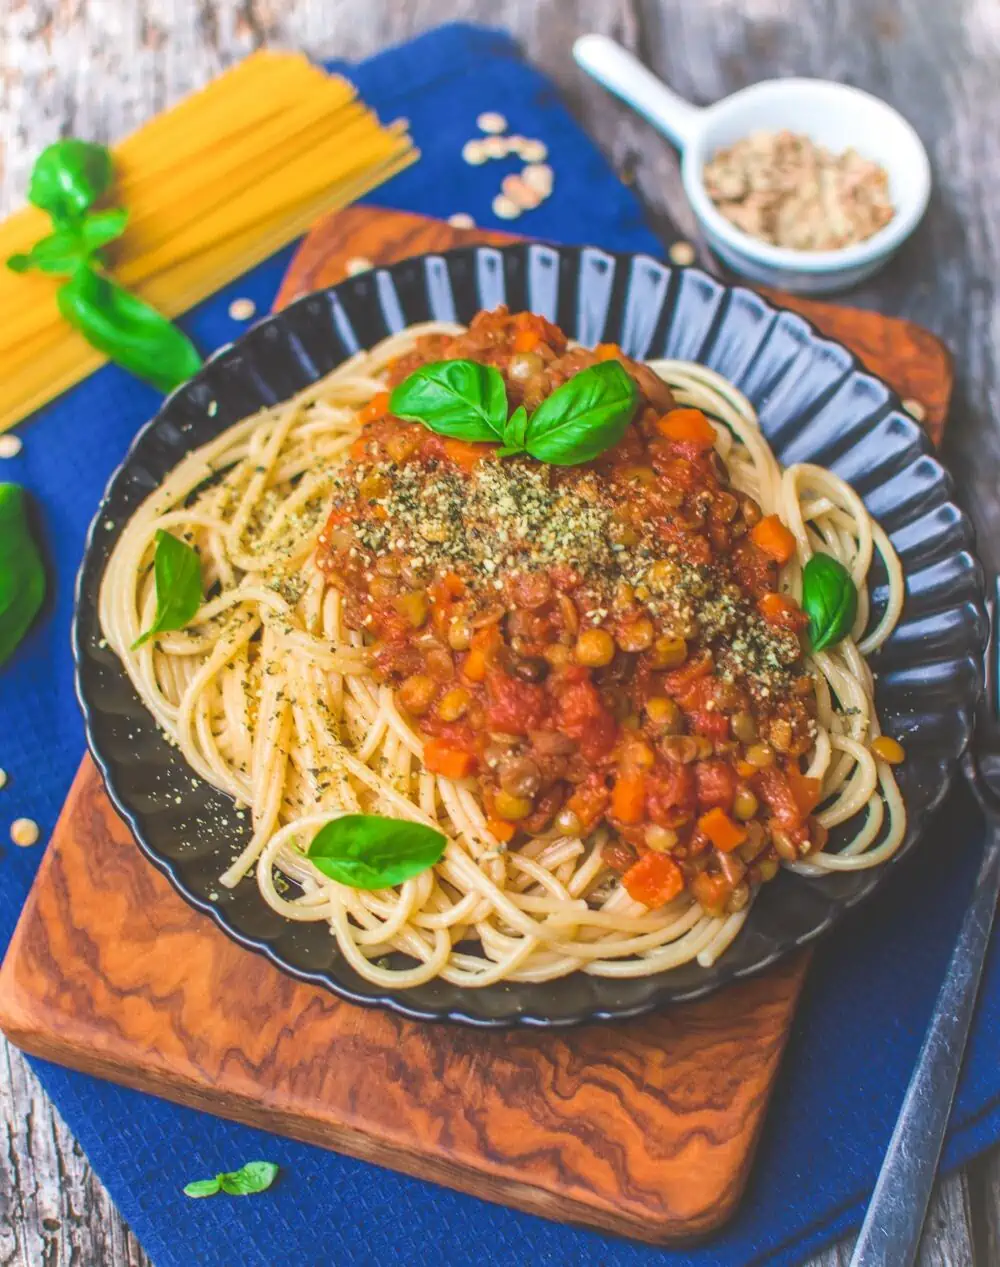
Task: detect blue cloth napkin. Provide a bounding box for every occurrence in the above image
[1,22,996,1267]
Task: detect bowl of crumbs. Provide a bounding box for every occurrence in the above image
[574,37,931,294]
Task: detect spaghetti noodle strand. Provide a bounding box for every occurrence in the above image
[100,318,906,989]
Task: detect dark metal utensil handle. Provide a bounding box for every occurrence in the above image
[849,825,1000,1267]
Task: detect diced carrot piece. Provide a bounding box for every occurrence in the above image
[751,514,796,565]
[623,852,685,908]
[656,408,717,451]
[663,650,713,697]
[443,438,493,471]
[690,869,731,914]
[462,648,488,683]
[758,592,809,632]
[423,739,476,779]
[698,806,748,853]
[436,571,466,599]
[611,771,647,824]
[787,765,823,815]
[359,391,390,426]
[594,342,621,361]
[486,816,517,843]
[349,436,369,461]
[566,776,611,833]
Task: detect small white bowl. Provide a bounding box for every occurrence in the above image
[573,35,931,294]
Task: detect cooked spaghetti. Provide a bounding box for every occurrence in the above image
[99,308,906,988]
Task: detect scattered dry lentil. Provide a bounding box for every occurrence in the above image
[0,434,23,459]
[461,139,486,166]
[902,398,926,422]
[492,194,521,221]
[521,163,553,195]
[228,297,256,321]
[10,817,39,847]
[477,111,508,134]
[447,212,476,229]
[501,174,540,210]
[0,769,6,790]
[517,138,548,163]
[345,256,373,276]
[669,240,697,267]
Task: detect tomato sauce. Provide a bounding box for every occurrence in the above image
[316,307,821,918]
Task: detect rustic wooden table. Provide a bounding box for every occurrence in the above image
[1,1,998,1264]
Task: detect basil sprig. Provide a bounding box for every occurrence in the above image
[389,359,507,442]
[131,530,203,649]
[307,814,446,889]
[388,357,639,466]
[7,139,202,392]
[184,1161,279,1199]
[801,553,858,651]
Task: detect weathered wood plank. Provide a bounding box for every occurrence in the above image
[0,0,996,1264]
[0,1039,149,1267]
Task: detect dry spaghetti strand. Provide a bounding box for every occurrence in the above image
[0,52,417,432]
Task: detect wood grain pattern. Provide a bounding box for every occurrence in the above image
[0,203,954,1248]
[0,762,805,1244]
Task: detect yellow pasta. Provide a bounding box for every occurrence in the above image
[0,52,417,432]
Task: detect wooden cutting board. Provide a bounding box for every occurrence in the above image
[0,207,952,1245]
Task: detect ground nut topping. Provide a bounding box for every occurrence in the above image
[703,130,895,251]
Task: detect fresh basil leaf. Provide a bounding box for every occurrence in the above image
[496,404,528,457]
[57,267,202,393]
[6,229,89,276]
[801,553,858,652]
[219,1161,279,1196]
[183,1177,222,1198]
[524,361,638,466]
[131,529,203,649]
[389,359,507,442]
[81,207,129,250]
[28,140,114,224]
[308,814,447,890]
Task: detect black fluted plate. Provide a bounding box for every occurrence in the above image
[74,244,986,1028]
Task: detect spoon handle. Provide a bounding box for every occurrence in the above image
[849,822,1000,1267]
[572,35,704,148]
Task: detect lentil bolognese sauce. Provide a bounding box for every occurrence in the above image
[100,306,907,988]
